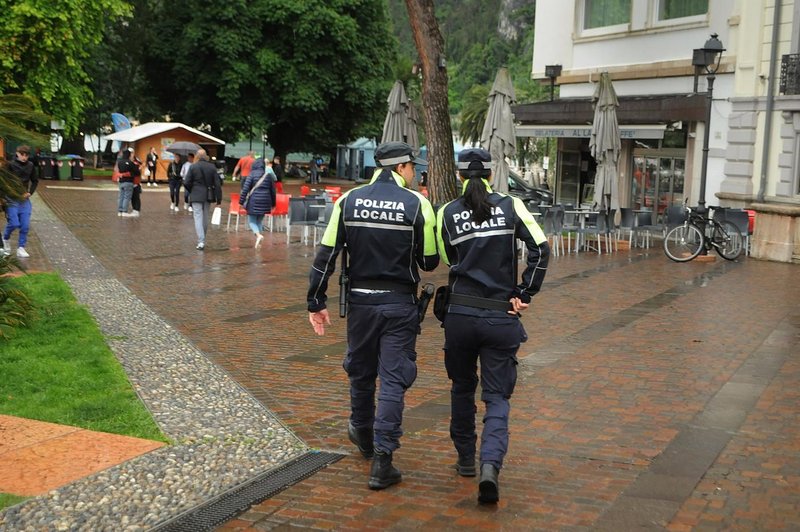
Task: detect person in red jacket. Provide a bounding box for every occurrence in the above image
[232,150,255,183]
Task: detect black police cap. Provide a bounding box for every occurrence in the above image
[457,148,492,171]
[375,141,427,167]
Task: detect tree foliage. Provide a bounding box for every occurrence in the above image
[144,0,396,159]
[0,94,50,201]
[0,0,132,134]
[82,0,162,139]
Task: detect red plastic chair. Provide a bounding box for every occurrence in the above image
[267,193,291,232]
[226,193,247,231]
[300,185,311,196]
[324,186,341,195]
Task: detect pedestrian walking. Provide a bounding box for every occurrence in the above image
[145,147,159,187]
[309,157,319,184]
[2,145,37,258]
[435,148,550,504]
[232,150,255,184]
[271,156,284,183]
[239,158,276,248]
[183,149,221,250]
[180,153,194,212]
[307,141,439,490]
[130,155,143,217]
[168,154,183,211]
[116,148,137,217]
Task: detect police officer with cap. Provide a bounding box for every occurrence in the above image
[307,141,439,490]
[436,147,550,504]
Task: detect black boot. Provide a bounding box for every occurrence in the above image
[455,455,476,477]
[348,423,374,459]
[368,450,402,490]
[478,464,499,504]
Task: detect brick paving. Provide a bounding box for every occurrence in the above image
[22,179,800,529]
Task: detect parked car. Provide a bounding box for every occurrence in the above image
[507,171,553,207]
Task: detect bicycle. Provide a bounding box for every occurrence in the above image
[663,203,744,262]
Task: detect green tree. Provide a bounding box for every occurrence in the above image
[0,93,47,338]
[0,94,50,200]
[0,0,132,134]
[144,0,396,161]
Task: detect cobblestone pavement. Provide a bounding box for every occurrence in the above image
[27,180,800,529]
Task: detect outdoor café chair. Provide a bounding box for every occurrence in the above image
[267,193,290,233]
[226,193,247,232]
[287,197,317,244]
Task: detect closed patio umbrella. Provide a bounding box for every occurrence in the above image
[382,81,414,145]
[480,67,516,193]
[405,99,420,152]
[590,72,621,212]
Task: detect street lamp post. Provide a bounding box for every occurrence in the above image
[544,64,562,196]
[692,33,725,215]
[691,34,724,255]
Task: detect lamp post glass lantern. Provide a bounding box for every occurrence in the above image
[544,64,562,195]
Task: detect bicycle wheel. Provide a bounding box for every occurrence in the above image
[713,220,743,260]
[664,223,704,262]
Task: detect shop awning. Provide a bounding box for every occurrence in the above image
[512,93,707,127]
[516,124,667,139]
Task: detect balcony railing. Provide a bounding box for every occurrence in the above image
[780,53,800,95]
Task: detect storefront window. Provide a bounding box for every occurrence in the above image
[584,0,631,29]
[632,155,686,216]
[659,0,707,20]
[558,151,581,205]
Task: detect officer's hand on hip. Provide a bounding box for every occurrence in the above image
[309,309,331,336]
[508,297,529,315]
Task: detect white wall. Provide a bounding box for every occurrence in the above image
[533,0,737,78]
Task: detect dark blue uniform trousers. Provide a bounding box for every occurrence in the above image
[443,314,524,470]
[344,301,418,454]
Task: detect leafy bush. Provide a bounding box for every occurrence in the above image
[0,254,32,339]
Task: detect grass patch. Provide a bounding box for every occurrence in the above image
[82,167,112,178]
[0,273,166,443]
[0,493,29,511]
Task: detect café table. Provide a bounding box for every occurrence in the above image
[565,209,601,253]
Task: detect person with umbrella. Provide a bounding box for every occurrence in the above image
[435,148,550,504]
[183,149,221,250]
[167,153,183,211]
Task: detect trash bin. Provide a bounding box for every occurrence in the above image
[67,156,84,180]
[745,209,756,234]
[55,156,71,180]
[39,156,56,179]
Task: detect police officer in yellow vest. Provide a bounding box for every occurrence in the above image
[436,148,550,504]
[308,141,439,490]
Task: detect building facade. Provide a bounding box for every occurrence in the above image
[516,0,800,262]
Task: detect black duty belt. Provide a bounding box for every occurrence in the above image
[449,293,512,312]
[351,280,416,294]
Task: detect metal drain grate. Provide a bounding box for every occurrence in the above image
[154,450,344,532]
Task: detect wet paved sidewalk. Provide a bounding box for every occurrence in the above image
[5,178,800,530]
